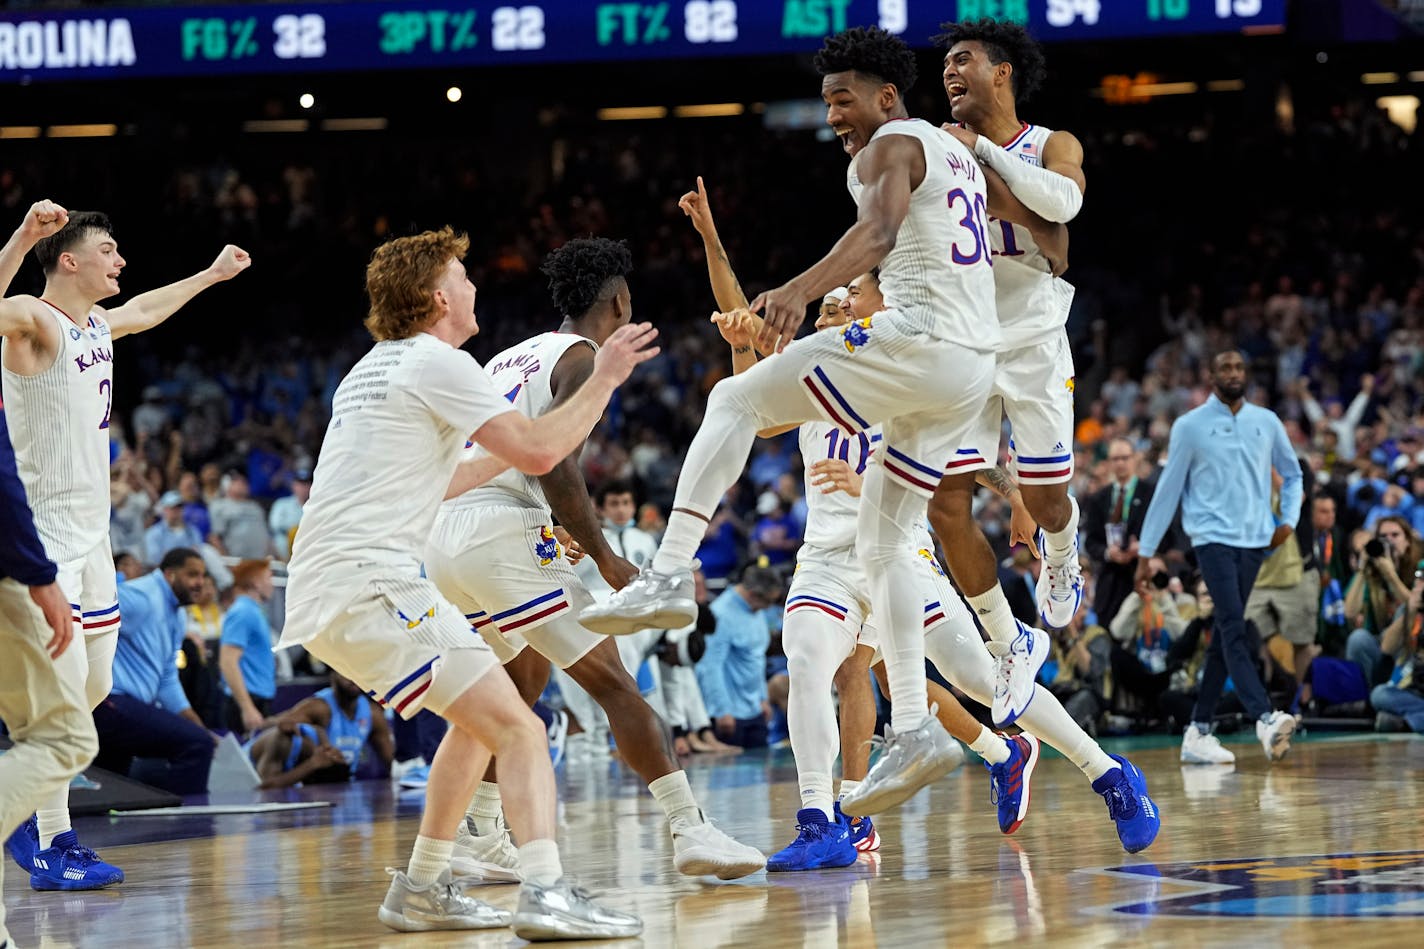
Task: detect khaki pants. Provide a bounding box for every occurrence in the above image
[0,578,98,942]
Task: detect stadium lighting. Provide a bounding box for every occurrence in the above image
[447,86,463,103]
[596,106,668,121]
[1361,73,1400,85]
[673,103,745,118]
[299,92,315,109]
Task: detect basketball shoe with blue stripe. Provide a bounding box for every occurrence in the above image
[1091,754,1160,854]
[767,809,857,872]
[5,816,37,875]
[989,622,1050,728]
[834,802,880,853]
[28,831,124,891]
[986,733,1040,835]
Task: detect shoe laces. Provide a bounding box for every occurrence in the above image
[1100,776,1139,822]
[792,819,833,842]
[64,844,102,866]
[987,755,1014,807]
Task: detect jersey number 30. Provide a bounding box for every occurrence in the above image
[947,188,992,266]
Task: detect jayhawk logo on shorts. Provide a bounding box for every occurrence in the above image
[535,525,561,566]
[842,317,873,353]
[1065,376,1076,393]
[403,606,436,630]
[918,548,947,578]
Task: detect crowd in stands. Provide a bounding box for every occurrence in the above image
[1,79,1420,796]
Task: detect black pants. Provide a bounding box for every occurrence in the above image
[223,694,272,737]
[725,717,768,748]
[92,693,214,796]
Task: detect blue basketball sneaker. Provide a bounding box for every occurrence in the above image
[767,808,857,872]
[985,733,1040,835]
[29,831,124,891]
[1035,528,1085,629]
[833,802,880,853]
[1091,754,1160,854]
[6,816,37,874]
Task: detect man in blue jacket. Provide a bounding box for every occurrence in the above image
[1137,350,1303,764]
[0,407,100,907]
[91,547,214,795]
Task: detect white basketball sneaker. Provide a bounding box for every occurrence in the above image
[451,815,521,883]
[670,813,767,880]
[1256,711,1299,762]
[1180,724,1236,765]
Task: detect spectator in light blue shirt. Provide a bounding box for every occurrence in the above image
[1137,351,1302,763]
[93,548,215,795]
[144,491,203,567]
[220,558,277,737]
[696,565,784,748]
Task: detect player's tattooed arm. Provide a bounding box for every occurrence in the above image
[978,466,1041,557]
[679,176,751,313]
[976,465,1020,500]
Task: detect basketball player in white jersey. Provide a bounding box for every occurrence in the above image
[936,19,1089,713]
[582,26,1065,816]
[282,226,647,938]
[0,203,250,889]
[688,171,1158,855]
[424,238,764,883]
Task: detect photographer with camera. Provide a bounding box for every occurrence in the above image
[1108,558,1190,724]
[1369,562,1424,733]
[1343,515,1423,685]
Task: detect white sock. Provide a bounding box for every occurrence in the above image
[798,771,835,822]
[969,726,1010,765]
[1043,495,1080,562]
[652,511,707,575]
[467,781,502,837]
[407,835,453,887]
[519,838,563,887]
[36,807,71,851]
[649,771,702,826]
[837,779,861,803]
[966,586,1019,643]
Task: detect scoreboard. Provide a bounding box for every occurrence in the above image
[0,1,1287,83]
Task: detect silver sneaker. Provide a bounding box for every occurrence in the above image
[512,878,643,941]
[578,566,696,636]
[839,709,965,815]
[451,815,521,883]
[377,868,513,932]
[670,813,767,879]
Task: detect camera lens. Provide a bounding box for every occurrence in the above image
[1152,571,1171,590]
[1365,538,1386,559]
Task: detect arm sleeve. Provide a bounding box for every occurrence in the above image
[0,414,57,586]
[1300,393,1324,426]
[156,608,192,713]
[417,346,520,437]
[1138,422,1192,558]
[1272,419,1304,529]
[973,135,1083,223]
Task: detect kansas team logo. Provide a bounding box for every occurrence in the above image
[534,525,561,566]
[400,606,436,630]
[917,548,947,578]
[842,317,873,353]
[1085,851,1424,918]
[1065,376,1075,393]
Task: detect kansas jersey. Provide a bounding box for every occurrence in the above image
[848,119,1000,352]
[987,123,1076,349]
[798,420,935,552]
[0,302,114,561]
[445,331,596,514]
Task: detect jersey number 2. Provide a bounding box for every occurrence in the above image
[98,378,112,430]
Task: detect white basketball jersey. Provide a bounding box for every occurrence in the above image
[445,331,596,513]
[798,420,935,552]
[848,119,1000,352]
[988,123,1076,349]
[1,302,113,562]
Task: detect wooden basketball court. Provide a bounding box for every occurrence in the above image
[5,732,1420,947]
